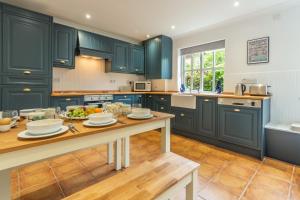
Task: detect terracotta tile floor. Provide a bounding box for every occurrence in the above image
[10,131,300,200]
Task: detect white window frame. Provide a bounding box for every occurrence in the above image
[181,48,224,92]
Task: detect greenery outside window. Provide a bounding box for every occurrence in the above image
[182,48,224,92]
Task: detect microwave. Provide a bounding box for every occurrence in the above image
[133,81,151,91]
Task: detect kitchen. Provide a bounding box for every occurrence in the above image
[0,0,300,200]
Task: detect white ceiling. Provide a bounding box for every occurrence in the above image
[1,0,298,41]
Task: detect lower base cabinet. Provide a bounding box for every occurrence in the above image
[51,96,83,111]
[171,107,196,132]
[196,97,216,138]
[218,105,260,149]
[2,86,50,110]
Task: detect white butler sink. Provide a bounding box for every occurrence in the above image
[291,123,300,132]
[171,94,196,109]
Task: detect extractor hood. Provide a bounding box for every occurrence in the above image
[76,30,113,60]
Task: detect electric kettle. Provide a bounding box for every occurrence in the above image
[235,83,246,96]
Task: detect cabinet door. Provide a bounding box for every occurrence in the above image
[218,106,260,149]
[130,45,144,74]
[132,95,143,107]
[154,101,170,113]
[51,97,83,111]
[3,12,51,75]
[2,86,49,110]
[112,42,129,72]
[98,35,113,53]
[53,23,76,68]
[144,95,154,110]
[172,108,195,132]
[145,37,161,79]
[197,98,216,138]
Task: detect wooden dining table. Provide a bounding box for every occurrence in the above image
[0,111,174,200]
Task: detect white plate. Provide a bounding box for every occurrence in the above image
[83,119,117,127]
[127,113,153,119]
[18,126,69,139]
[60,113,88,120]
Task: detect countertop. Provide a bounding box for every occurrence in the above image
[51,90,271,100]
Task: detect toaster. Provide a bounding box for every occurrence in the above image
[249,84,271,96]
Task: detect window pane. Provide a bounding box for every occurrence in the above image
[203,51,213,68]
[193,70,201,91]
[203,70,213,91]
[215,49,225,68]
[215,68,224,91]
[184,55,192,70]
[184,71,192,90]
[192,53,201,69]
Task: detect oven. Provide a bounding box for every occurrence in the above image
[83,95,113,108]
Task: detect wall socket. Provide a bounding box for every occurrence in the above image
[110,80,116,84]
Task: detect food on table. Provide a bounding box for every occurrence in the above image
[0,118,12,125]
[104,103,131,116]
[66,106,102,118]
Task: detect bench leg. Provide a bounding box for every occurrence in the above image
[114,139,122,170]
[0,169,11,200]
[122,136,130,168]
[186,170,198,200]
[161,119,171,153]
[107,142,113,164]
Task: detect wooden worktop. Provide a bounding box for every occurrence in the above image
[51,90,270,100]
[0,112,174,154]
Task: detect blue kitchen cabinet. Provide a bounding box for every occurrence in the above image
[111,41,129,73]
[77,30,113,53]
[51,96,84,111]
[144,94,154,110]
[2,86,50,110]
[218,105,260,149]
[53,23,76,68]
[129,45,144,74]
[2,75,50,86]
[132,94,144,107]
[196,97,217,138]
[0,4,2,75]
[152,95,171,113]
[171,107,196,132]
[113,94,133,105]
[144,35,172,79]
[2,4,52,76]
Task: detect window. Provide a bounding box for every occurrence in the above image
[181,40,225,92]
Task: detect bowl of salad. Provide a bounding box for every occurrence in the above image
[62,106,102,120]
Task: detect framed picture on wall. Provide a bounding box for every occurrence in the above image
[247,37,269,64]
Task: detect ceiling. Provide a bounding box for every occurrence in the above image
[1,0,297,41]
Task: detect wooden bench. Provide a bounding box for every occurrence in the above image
[63,152,200,200]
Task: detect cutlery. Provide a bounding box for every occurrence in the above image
[68,123,80,133]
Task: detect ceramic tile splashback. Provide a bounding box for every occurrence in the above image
[225,70,300,124]
[53,56,144,91]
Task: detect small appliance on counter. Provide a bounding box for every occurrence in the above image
[133,81,151,92]
[235,83,246,96]
[84,95,113,108]
[249,84,271,96]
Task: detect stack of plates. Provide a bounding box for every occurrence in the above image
[18,119,68,139]
[127,113,153,119]
[127,108,153,120]
[83,118,117,127]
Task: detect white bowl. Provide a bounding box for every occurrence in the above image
[0,125,11,132]
[131,108,151,117]
[88,113,113,124]
[26,119,64,135]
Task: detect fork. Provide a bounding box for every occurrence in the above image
[67,123,80,133]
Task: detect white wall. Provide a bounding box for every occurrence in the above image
[168,5,300,124]
[53,57,144,91]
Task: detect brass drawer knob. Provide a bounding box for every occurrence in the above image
[161,98,164,100]
[23,88,31,92]
[60,60,66,64]
[234,109,240,112]
[23,70,31,75]
[180,113,185,117]
[160,107,164,109]
[204,99,210,102]
[65,98,71,101]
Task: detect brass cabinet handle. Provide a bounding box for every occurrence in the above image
[135,69,138,71]
[60,60,66,64]
[204,99,210,102]
[180,113,185,117]
[65,98,71,101]
[234,109,240,112]
[160,107,164,110]
[124,96,127,98]
[149,95,152,97]
[23,88,31,92]
[23,70,31,75]
[161,98,165,100]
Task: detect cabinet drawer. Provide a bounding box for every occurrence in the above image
[218,105,260,149]
[2,86,50,110]
[2,75,50,85]
[153,95,170,102]
[155,102,170,113]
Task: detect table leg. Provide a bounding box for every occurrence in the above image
[122,136,130,168]
[107,142,113,164]
[160,119,171,153]
[186,169,198,200]
[114,138,122,170]
[0,169,11,200]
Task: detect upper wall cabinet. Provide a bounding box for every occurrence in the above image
[53,23,76,68]
[2,4,52,76]
[129,44,144,74]
[111,41,129,72]
[144,35,172,79]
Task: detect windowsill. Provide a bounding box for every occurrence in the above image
[180,91,218,95]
